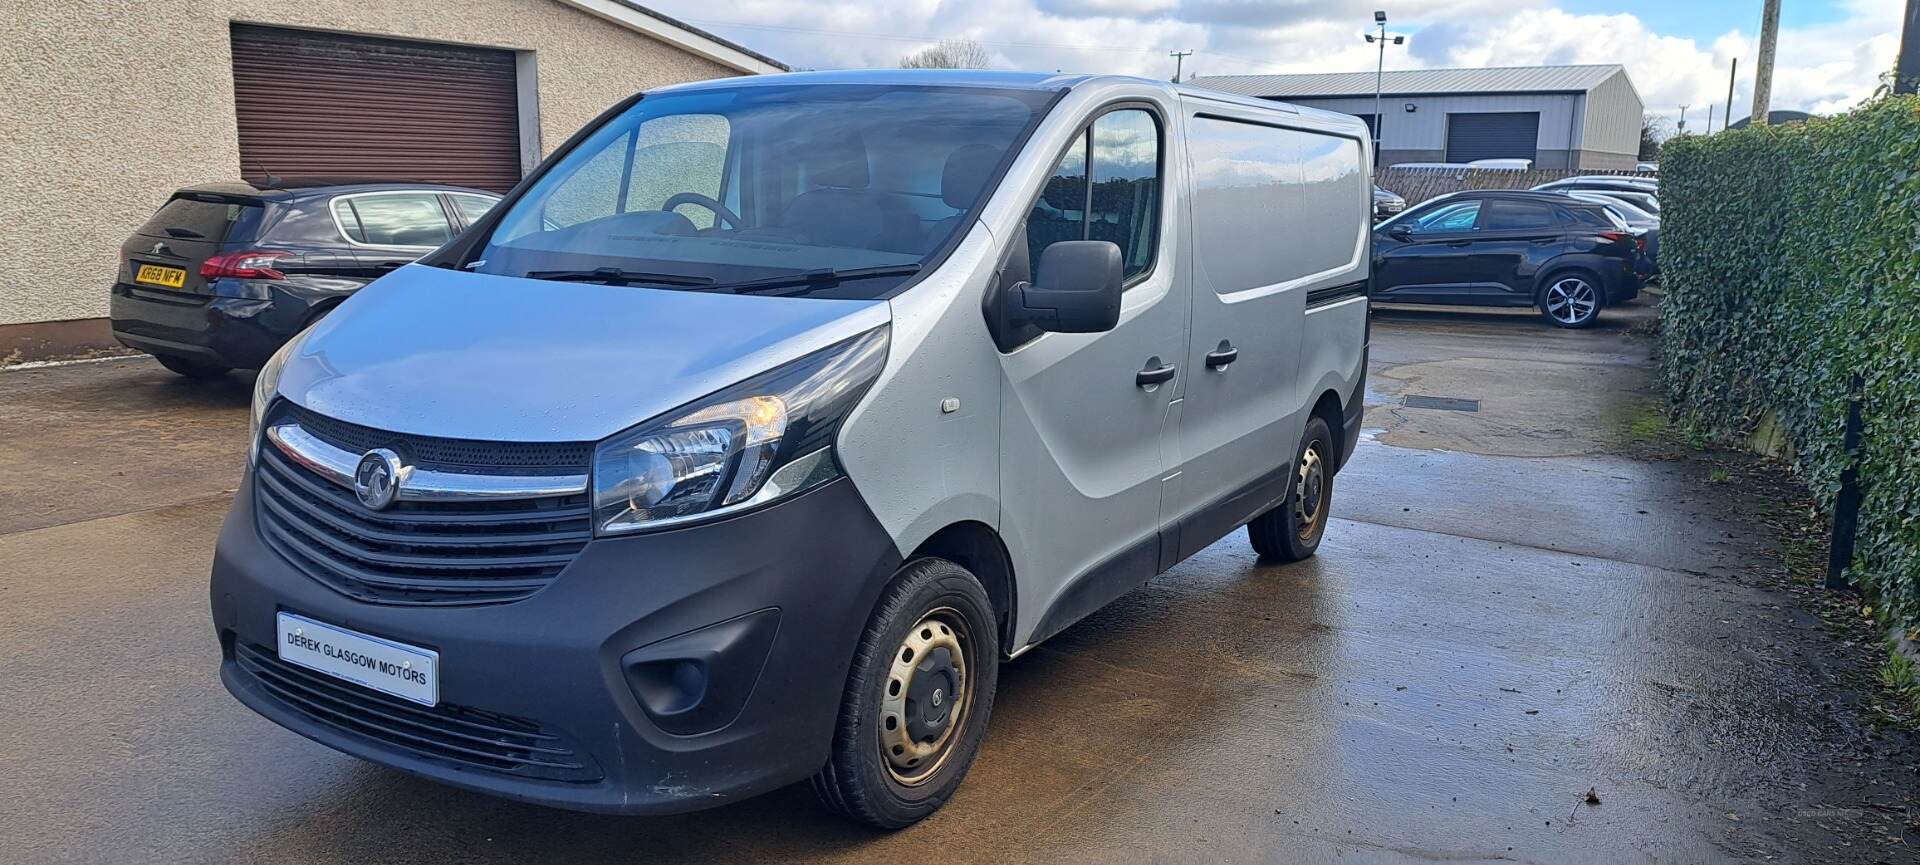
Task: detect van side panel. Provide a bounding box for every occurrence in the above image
[1160,99,1370,562]
[835,226,1006,558]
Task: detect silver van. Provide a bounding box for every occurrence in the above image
[212,71,1372,828]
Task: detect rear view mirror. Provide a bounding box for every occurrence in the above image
[1016,241,1124,333]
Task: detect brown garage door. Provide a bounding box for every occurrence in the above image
[231,24,523,193]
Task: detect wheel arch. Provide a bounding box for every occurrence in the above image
[907,521,1017,657]
[1311,388,1348,469]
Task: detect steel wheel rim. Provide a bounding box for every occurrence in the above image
[878,607,973,786]
[1294,441,1328,541]
[1544,277,1597,324]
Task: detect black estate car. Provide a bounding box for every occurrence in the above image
[1371,190,1645,328]
[111,180,500,377]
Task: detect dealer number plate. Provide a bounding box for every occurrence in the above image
[275,612,439,706]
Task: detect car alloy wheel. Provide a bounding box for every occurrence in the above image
[1543,277,1599,326]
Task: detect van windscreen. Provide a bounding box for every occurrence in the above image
[475,84,1056,300]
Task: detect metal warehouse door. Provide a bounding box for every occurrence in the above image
[231,25,523,192]
[1444,112,1539,163]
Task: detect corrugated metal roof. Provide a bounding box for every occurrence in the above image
[1190,65,1627,99]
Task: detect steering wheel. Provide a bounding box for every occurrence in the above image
[660,192,744,230]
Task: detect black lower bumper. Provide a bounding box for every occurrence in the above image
[210,474,902,814]
[110,282,319,369]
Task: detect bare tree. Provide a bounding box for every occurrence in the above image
[900,39,992,70]
[1639,113,1674,161]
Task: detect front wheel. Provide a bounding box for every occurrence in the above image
[1248,416,1334,561]
[812,557,999,829]
[1537,272,1602,328]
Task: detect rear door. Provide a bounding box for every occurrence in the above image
[122,193,271,295]
[1465,198,1563,298]
[327,191,459,274]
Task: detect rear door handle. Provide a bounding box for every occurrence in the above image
[1136,359,1177,388]
[1204,344,1239,369]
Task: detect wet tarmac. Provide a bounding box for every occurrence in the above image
[2,302,1914,864]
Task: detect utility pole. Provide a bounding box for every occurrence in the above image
[1677,104,1689,135]
[1706,103,1717,135]
[1725,57,1738,129]
[1752,0,1781,125]
[1365,11,1406,167]
[1898,0,1920,93]
[1168,50,1192,83]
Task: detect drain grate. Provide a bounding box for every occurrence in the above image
[1402,395,1481,412]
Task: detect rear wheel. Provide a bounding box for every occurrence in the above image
[154,355,231,379]
[812,557,998,829]
[1248,416,1334,562]
[1537,271,1602,328]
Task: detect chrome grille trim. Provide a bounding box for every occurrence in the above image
[266,422,588,501]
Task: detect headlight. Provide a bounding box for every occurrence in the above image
[248,338,295,464]
[591,327,889,536]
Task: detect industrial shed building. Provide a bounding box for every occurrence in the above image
[0,0,781,359]
[1192,65,1644,171]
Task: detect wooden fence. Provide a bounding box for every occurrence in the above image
[1375,167,1656,208]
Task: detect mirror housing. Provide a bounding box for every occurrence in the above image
[1014,240,1124,333]
[1387,223,1413,240]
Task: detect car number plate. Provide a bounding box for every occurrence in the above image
[135,264,187,288]
[275,612,439,706]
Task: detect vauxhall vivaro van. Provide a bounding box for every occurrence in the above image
[212,70,1372,828]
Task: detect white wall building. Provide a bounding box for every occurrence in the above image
[1192,65,1644,171]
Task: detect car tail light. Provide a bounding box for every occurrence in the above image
[201,250,290,280]
[1597,230,1630,244]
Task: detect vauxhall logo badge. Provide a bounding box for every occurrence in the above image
[353,448,406,510]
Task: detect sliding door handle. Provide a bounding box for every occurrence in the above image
[1204,344,1239,369]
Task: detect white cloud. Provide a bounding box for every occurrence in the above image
[652,0,1904,124]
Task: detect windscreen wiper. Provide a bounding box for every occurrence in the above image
[715,264,924,296]
[523,267,718,288]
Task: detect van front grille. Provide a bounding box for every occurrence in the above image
[253,439,591,607]
[232,642,602,782]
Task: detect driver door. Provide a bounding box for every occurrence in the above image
[1373,198,1481,302]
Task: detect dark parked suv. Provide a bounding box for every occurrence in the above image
[1371,190,1645,328]
[110,181,499,376]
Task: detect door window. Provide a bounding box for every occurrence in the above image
[333,193,454,247]
[1025,108,1161,282]
[1478,199,1556,231]
[1411,200,1480,233]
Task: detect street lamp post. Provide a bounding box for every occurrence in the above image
[1365,11,1406,167]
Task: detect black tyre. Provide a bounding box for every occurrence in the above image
[812,557,999,829]
[1248,416,1334,562]
[154,354,231,379]
[1536,270,1602,328]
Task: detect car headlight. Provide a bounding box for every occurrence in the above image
[591,327,889,536]
[248,338,295,464]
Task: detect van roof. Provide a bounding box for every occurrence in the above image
[651,69,1357,129]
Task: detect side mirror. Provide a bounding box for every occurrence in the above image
[1387,223,1413,240]
[1015,241,1124,333]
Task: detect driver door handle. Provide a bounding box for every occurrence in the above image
[1136,360,1177,388]
[1204,344,1239,369]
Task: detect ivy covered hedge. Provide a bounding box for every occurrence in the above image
[1660,95,1920,629]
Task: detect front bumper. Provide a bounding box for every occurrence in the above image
[211,473,902,814]
[110,282,318,369]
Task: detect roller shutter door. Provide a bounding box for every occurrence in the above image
[231,24,523,192]
[1444,112,1539,164]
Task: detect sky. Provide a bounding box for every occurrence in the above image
[646,0,1906,132]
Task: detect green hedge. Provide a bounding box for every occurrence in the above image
[1661,95,1920,629]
